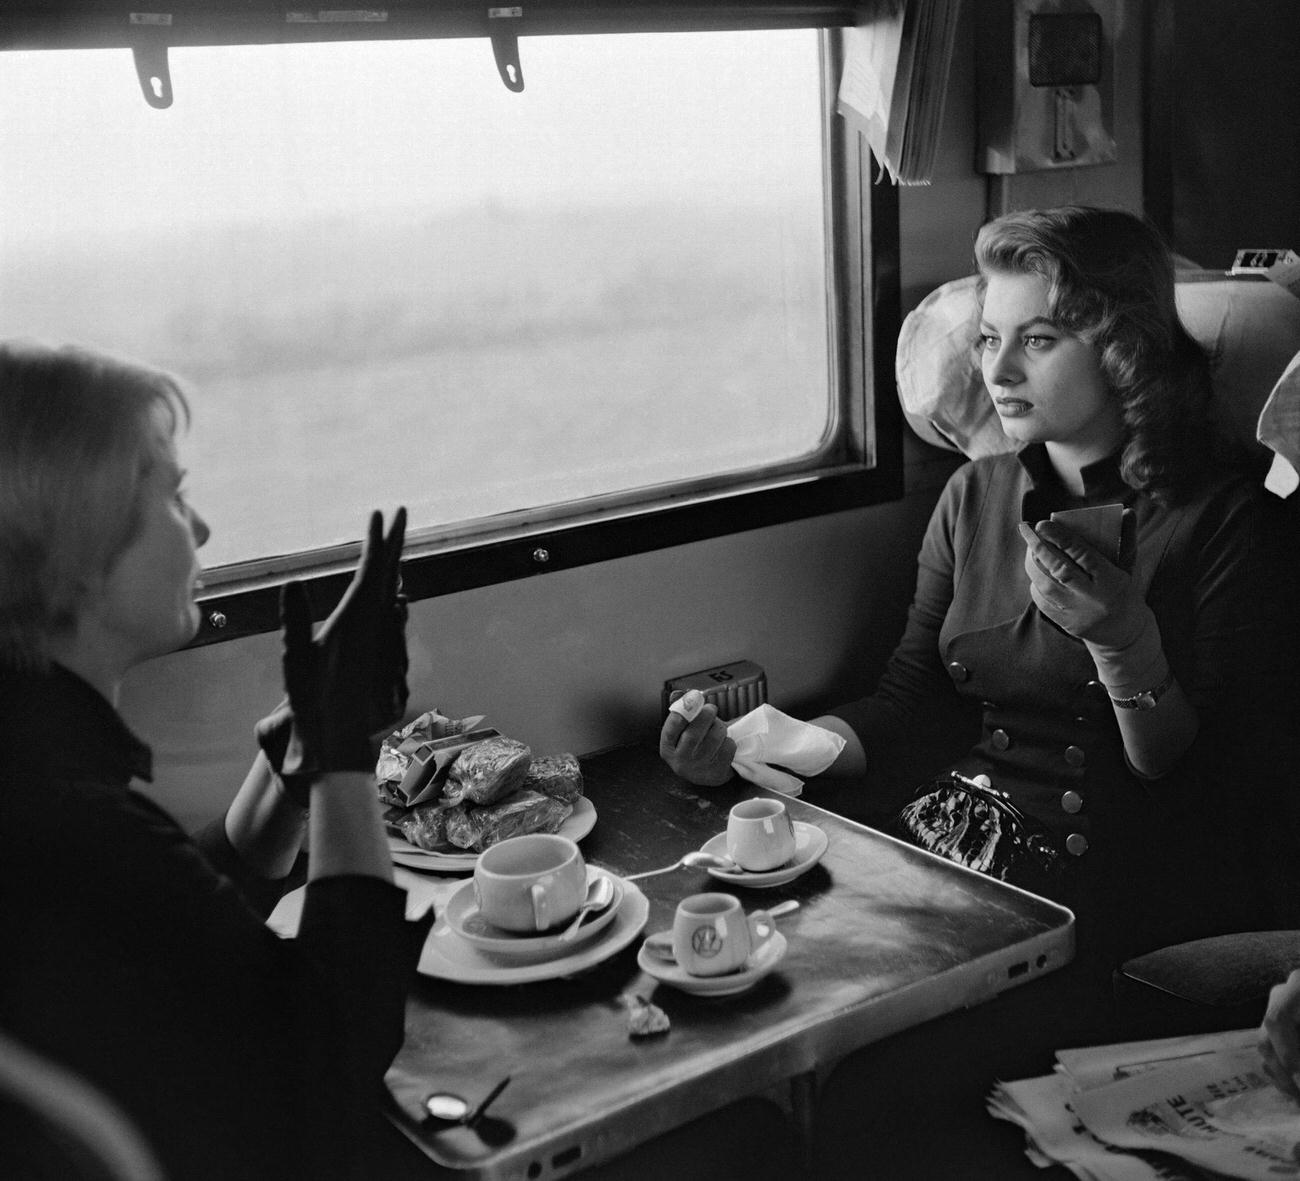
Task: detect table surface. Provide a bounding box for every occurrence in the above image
[379,743,1075,1180]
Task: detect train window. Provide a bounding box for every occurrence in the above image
[0,19,900,641]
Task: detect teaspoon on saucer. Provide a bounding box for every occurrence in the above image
[557,875,616,942]
[623,850,744,882]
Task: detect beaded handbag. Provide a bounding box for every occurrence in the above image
[896,771,1062,890]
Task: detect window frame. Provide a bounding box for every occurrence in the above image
[0,4,903,647]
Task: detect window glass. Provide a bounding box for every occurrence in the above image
[0,31,829,573]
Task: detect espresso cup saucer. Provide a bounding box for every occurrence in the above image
[444,868,623,961]
[637,931,787,997]
[700,823,828,888]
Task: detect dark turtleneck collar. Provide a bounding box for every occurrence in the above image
[0,660,152,784]
[1016,443,1132,500]
[1017,443,1134,524]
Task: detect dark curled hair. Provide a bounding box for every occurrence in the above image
[975,205,1227,503]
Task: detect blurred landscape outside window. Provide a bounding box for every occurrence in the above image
[0,30,830,575]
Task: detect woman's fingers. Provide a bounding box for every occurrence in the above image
[382,507,407,598]
[280,580,315,659]
[357,510,383,579]
[659,703,690,744]
[661,705,729,762]
[692,720,733,764]
[1019,521,1089,585]
[1261,972,1300,1095]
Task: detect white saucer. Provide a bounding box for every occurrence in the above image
[389,797,597,872]
[700,822,828,888]
[443,868,623,960]
[637,931,787,996]
[418,877,649,984]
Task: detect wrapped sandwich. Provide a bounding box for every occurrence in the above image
[387,800,454,851]
[376,709,492,809]
[444,790,572,852]
[380,713,585,855]
[441,736,532,806]
[521,753,584,803]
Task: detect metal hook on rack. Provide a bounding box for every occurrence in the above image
[132,43,173,109]
[488,6,525,92]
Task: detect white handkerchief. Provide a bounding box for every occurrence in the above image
[726,705,846,797]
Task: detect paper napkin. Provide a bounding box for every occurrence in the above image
[726,705,846,797]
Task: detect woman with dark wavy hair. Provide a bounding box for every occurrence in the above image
[664,203,1273,1176]
[974,204,1228,501]
[668,205,1262,950]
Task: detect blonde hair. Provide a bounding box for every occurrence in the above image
[0,341,189,669]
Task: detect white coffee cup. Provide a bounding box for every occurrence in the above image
[473,833,586,933]
[671,892,778,977]
[726,797,796,871]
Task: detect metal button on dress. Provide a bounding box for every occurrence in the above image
[1060,790,1083,814]
[1064,745,1085,767]
[1084,679,1109,701]
[947,661,970,683]
[1065,833,1089,857]
[991,729,1011,751]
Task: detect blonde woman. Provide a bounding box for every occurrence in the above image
[0,341,428,1181]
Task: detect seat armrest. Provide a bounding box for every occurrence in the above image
[1113,931,1300,1038]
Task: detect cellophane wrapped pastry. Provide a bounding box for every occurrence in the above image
[375,709,490,808]
[442,736,532,806]
[388,802,454,852]
[378,710,586,854]
[444,790,573,853]
[522,753,584,803]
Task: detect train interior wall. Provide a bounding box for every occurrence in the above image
[123,2,1150,831]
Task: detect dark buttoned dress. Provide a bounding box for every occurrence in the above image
[830,444,1267,975]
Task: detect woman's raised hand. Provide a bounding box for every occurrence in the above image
[1017,511,1149,648]
[279,508,409,776]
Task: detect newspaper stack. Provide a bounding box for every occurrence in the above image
[988,1028,1300,1179]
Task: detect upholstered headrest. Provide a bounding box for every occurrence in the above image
[897,272,1300,486]
[1258,351,1300,497]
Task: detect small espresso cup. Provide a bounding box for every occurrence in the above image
[473,833,586,933]
[726,797,796,871]
[671,892,777,977]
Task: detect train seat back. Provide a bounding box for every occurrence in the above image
[895,269,1300,484]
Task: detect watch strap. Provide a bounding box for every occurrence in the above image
[1108,668,1175,711]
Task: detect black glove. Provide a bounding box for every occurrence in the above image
[269,508,410,781]
[254,699,312,806]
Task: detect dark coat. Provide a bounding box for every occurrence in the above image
[0,662,430,1181]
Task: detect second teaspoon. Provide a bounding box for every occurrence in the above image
[622,850,744,882]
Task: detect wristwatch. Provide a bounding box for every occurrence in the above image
[1108,669,1175,711]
